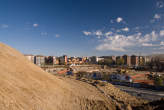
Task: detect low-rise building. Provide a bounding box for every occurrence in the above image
[53,56,58,65]
[35,55,45,66]
[59,55,67,65]
[96,57,104,62]
[111,56,116,62]
[116,56,124,65]
[24,54,35,64]
[122,55,131,66]
[89,56,97,64]
[144,56,151,64]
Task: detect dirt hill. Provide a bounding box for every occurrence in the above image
[0,43,116,110]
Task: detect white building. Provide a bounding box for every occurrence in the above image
[24,54,35,64]
[35,55,45,66]
[96,57,104,62]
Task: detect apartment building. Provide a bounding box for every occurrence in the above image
[96,57,104,62]
[131,55,139,66]
[122,55,131,66]
[35,55,45,66]
[59,55,67,65]
[53,56,58,65]
[89,56,97,64]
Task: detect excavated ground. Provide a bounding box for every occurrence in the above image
[0,42,163,110]
[0,43,115,110]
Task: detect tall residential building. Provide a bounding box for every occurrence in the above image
[122,55,131,66]
[131,55,139,66]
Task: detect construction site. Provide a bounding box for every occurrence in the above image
[0,43,163,110]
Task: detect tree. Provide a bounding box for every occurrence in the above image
[98,60,104,65]
[104,58,113,65]
[154,77,163,86]
[116,58,124,65]
[98,58,114,66]
[45,56,53,65]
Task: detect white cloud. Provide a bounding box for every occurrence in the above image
[154,14,161,19]
[83,30,103,38]
[142,43,153,47]
[116,29,121,33]
[110,19,114,23]
[41,32,48,36]
[135,27,140,30]
[33,23,39,27]
[139,31,157,43]
[142,43,158,47]
[55,34,60,38]
[1,24,8,28]
[150,19,155,23]
[160,30,164,36]
[96,30,160,52]
[116,17,123,23]
[151,31,158,41]
[121,27,129,32]
[157,1,164,8]
[159,46,164,50]
[82,28,164,52]
[96,34,137,52]
[94,30,103,38]
[96,43,126,52]
[160,41,164,45]
[83,31,92,36]
[105,31,112,37]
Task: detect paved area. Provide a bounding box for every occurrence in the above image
[114,85,164,101]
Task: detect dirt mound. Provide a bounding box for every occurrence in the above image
[76,78,146,110]
[0,43,115,110]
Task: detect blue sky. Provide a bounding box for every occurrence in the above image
[0,0,164,56]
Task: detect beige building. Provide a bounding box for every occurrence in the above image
[122,55,131,66]
[144,56,151,64]
[138,56,145,66]
[24,54,35,64]
[53,56,58,65]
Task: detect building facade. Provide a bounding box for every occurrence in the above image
[122,55,131,66]
[35,55,45,66]
[24,54,35,64]
[59,55,67,65]
[138,56,145,66]
[131,55,139,66]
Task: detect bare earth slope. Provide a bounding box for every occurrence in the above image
[0,43,115,110]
